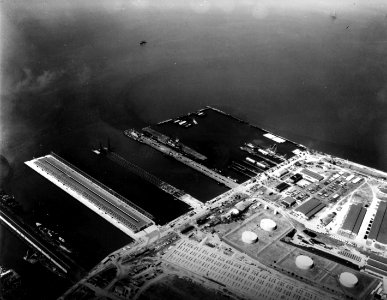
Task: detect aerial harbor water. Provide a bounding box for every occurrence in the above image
[1,1,387,299]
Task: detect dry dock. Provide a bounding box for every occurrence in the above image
[25,154,154,240]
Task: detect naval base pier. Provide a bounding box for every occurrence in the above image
[0,209,83,282]
[25,154,155,240]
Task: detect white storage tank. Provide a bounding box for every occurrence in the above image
[339,272,358,288]
[241,231,258,244]
[260,219,277,231]
[295,255,314,270]
[230,208,239,215]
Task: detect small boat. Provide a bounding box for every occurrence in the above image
[23,250,39,264]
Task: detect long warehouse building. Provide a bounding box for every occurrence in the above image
[366,254,387,278]
[341,204,367,235]
[301,169,324,182]
[368,201,387,245]
[25,154,154,238]
[295,198,326,219]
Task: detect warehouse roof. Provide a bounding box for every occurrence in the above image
[341,204,367,235]
[275,182,290,192]
[368,259,387,273]
[368,202,387,244]
[301,169,324,181]
[370,254,387,266]
[282,196,296,206]
[295,198,326,219]
[366,265,387,277]
[366,254,387,277]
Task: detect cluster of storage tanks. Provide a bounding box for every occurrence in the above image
[241,219,277,244]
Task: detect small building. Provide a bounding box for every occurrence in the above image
[281,196,296,208]
[275,182,290,193]
[290,173,303,183]
[330,194,340,202]
[320,212,336,226]
[295,198,326,219]
[301,168,324,182]
[196,213,211,225]
[296,179,311,188]
[274,169,289,178]
[246,157,256,164]
[235,199,253,212]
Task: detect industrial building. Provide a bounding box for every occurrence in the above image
[289,173,302,183]
[235,199,253,212]
[274,169,289,178]
[301,169,324,182]
[341,204,367,235]
[366,254,387,277]
[294,198,326,219]
[368,201,387,245]
[281,196,296,208]
[275,182,290,193]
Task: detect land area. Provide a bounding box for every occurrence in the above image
[58,108,387,300]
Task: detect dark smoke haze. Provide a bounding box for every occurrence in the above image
[1,0,387,173]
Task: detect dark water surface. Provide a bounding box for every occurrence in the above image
[1,1,387,298]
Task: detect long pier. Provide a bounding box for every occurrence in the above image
[124,129,238,189]
[25,154,154,239]
[0,209,83,282]
[104,151,203,209]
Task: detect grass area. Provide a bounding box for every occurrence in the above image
[378,185,387,194]
[311,232,345,248]
[257,240,290,265]
[138,275,234,300]
[351,183,373,205]
[276,248,335,282]
[264,241,378,299]
[320,263,378,299]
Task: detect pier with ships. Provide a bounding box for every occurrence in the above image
[0,191,83,282]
